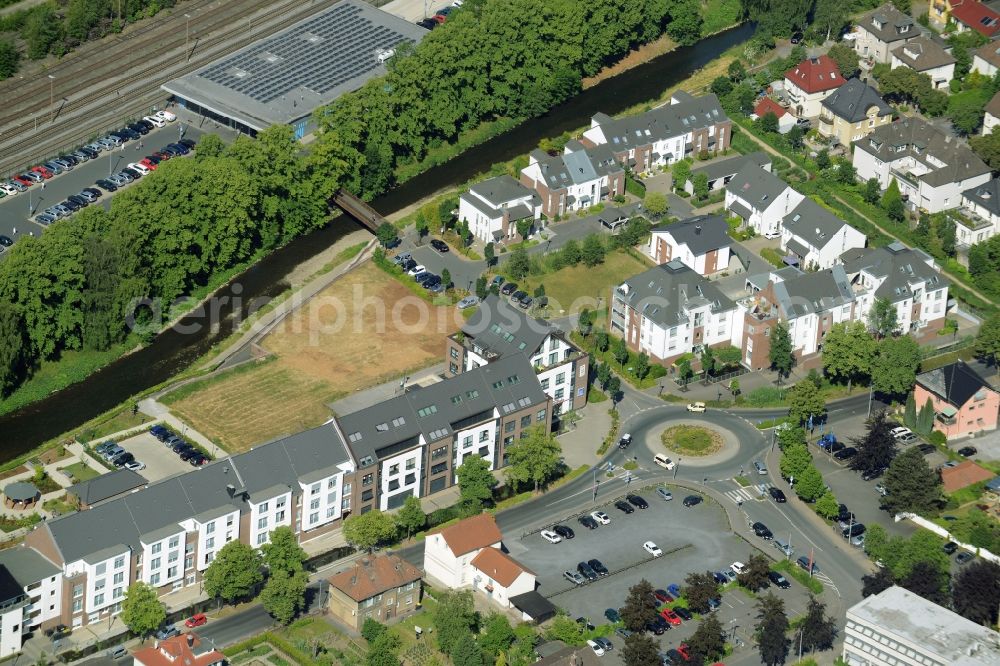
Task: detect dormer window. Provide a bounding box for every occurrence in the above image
[899,24,909,34]
[872,19,883,30]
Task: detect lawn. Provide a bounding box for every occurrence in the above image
[75,408,153,443]
[164,263,458,452]
[58,462,99,484]
[661,424,723,456]
[518,250,651,315]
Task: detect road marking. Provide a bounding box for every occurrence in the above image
[723,487,758,504]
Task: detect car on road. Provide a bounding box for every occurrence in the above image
[958,446,978,457]
[456,295,479,309]
[605,608,621,623]
[654,453,675,469]
[107,646,129,660]
[540,529,561,544]
[552,524,574,539]
[124,460,146,472]
[686,401,706,413]
[586,639,605,657]
[656,487,673,501]
[796,556,819,574]
[577,561,598,581]
[682,494,702,507]
[155,625,180,640]
[660,608,682,625]
[754,460,767,475]
[752,522,773,540]
[614,500,634,514]
[769,487,786,503]
[430,238,449,252]
[185,613,207,628]
[588,559,609,576]
[591,511,610,525]
[578,515,598,530]
[768,571,790,589]
[500,282,518,295]
[956,551,975,564]
[834,447,858,460]
[731,562,747,575]
[618,433,632,449]
[653,589,673,604]
[643,541,663,557]
[626,494,648,509]
[0,235,13,248]
[563,570,586,585]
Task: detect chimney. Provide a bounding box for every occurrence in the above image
[226,484,235,498]
[187,635,194,648]
[694,225,701,235]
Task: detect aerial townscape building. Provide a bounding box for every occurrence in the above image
[852,3,919,65]
[783,55,846,118]
[818,78,893,145]
[725,162,805,239]
[457,175,542,244]
[889,35,956,89]
[519,141,624,218]
[326,553,422,630]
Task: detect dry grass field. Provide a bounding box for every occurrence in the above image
[165,263,459,451]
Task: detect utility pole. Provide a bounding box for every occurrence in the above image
[867,383,875,418]
[48,75,55,123]
[185,14,192,61]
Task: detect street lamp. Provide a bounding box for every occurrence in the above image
[48,75,55,123]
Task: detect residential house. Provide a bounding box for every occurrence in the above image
[647,214,733,275]
[890,36,956,89]
[520,141,624,218]
[133,633,226,666]
[326,553,422,630]
[67,469,146,510]
[840,241,951,337]
[818,78,893,145]
[610,259,741,365]
[0,567,24,658]
[469,547,536,610]
[738,266,857,368]
[843,586,1000,666]
[0,548,61,656]
[971,41,1000,77]
[683,151,770,196]
[914,360,1000,439]
[853,3,919,65]
[580,91,731,173]
[337,354,551,513]
[783,55,846,118]
[724,163,804,238]
[779,198,867,270]
[423,513,503,589]
[458,175,542,244]
[852,118,992,213]
[445,294,589,416]
[959,177,1000,246]
[983,90,1000,135]
[752,98,796,133]
[942,460,996,493]
[535,645,602,666]
[948,0,1000,37]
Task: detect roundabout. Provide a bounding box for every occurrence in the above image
[636,412,751,469]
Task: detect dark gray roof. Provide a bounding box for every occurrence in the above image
[725,163,790,211]
[771,266,854,317]
[616,260,736,328]
[821,78,892,123]
[917,361,995,407]
[974,41,1000,70]
[858,3,916,43]
[462,295,555,360]
[590,93,728,152]
[468,176,539,208]
[962,178,1000,217]
[510,590,557,622]
[891,36,956,72]
[44,422,352,565]
[840,241,949,303]
[784,237,810,260]
[653,214,731,255]
[782,198,851,250]
[0,567,22,605]
[4,482,38,502]
[161,0,426,130]
[528,144,622,190]
[68,468,146,506]
[855,118,990,187]
[691,151,770,182]
[338,354,546,466]
[0,547,60,586]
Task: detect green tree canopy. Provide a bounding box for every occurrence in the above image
[794,464,825,502]
[769,322,793,381]
[456,453,498,509]
[883,448,943,515]
[687,614,725,663]
[366,630,402,666]
[262,526,306,575]
[261,568,308,624]
[780,442,812,482]
[432,590,477,655]
[343,511,398,552]
[974,313,1000,367]
[755,592,790,666]
[621,579,657,632]
[644,191,668,216]
[822,321,875,391]
[799,596,836,653]
[622,632,659,666]
[683,571,720,614]
[815,490,840,520]
[204,541,264,604]
[120,582,166,640]
[451,631,484,666]
[581,234,606,267]
[787,379,825,427]
[952,560,1000,626]
[504,425,562,492]
[737,553,772,592]
[827,42,860,78]
[850,410,898,476]
[871,335,920,398]
[478,613,516,658]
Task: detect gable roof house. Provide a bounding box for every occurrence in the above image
[458,175,542,244]
[752,97,796,133]
[0,547,62,654]
[133,634,225,666]
[648,214,734,275]
[684,151,771,195]
[327,553,422,630]
[914,360,1000,439]
[959,177,1000,247]
[853,3,919,65]
[520,141,624,218]
[983,90,1000,136]
[580,92,731,174]
[852,118,992,213]
[948,0,1000,37]
[972,42,1000,77]
[783,55,846,118]
[779,198,866,270]
[469,547,536,611]
[724,163,804,239]
[818,78,893,146]
[890,35,956,89]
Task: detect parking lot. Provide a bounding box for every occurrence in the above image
[117,431,199,482]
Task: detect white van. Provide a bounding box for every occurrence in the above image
[654,454,675,470]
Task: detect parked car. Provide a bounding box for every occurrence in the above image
[552,524,574,539]
[656,487,673,501]
[626,494,648,509]
[185,613,208,628]
[586,639,605,657]
[957,551,975,564]
[591,511,610,525]
[682,495,702,507]
[154,626,180,640]
[124,460,146,472]
[768,571,790,589]
[673,606,693,621]
[500,282,518,295]
[95,178,119,192]
[605,608,621,623]
[659,608,682,626]
[540,529,561,544]
[588,559,609,576]
[107,647,128,660]
[577,561,598,581]
[797,556,820,574]
[143,115,166,128]
[652,589,673,604]
[958,446,978,457]
[456,295,479,309]
[875,482,888,496]
[112,452,135,467]
[817,433,837,449]
[861,467,886,481]
[34,213,56,225]
[430,238,449,252]
[834,447,858,460]
[563,570,586,585]
[614,500,634,514]
[578,515,598,529]
[917,443,936,455]
[752,522,773,540]
[643,541,663,557]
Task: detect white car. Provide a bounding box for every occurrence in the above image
[654,453,675,470]
[686,401,706,413]
[0,183,18,196]
[540,529,562,544]
[591,511,610,525]
[643,541,662,557]
[890,426,912,439]
[127,162,151,175]
[155,110,177,122]
[586,639,605,657]
[731,561,747,575]
[407,264,426,276]
[143,115,166,128]
[124,460,146,472]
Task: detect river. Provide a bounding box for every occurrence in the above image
[0,22,754,456]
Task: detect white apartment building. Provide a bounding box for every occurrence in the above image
[725,163,804,239]
[457,175,542,244]
[648,214,733,276]
[958,178,1000,246]
[519,141,624,218]
[0,548,62,656]
[779,198,867,270]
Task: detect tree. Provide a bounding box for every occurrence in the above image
[863,178,881,205]
[451,632,484,666]
[666,0,703,45]
[971,130,1000,170]
[975,313,1000,367]
[261,568,308,624]
[612,337,630,368]
[850,410,898,476]
[769,322,793,382]
[687,614,725,663]
[822,321,875,392]
[0,40,19,79]
[700,346,715,378]
[881,179,905,222]
[917,396,935,435]
[777,424,807,451]
[376,223,398,247]
[506,246,530,280]
[203,541,264,604]
[672,160,691,192]
[475,276,488,300]
[621,579,658,632]
[395,495,426,539]
[795,465,825,502]
[780,442,812,482]
[837,161,857,184]
[456,455,498,509]
[504,425,562,492]
[950,94,985,135]
[861,567,895,598]
[683,571,720,614]
[692,172,710,200]
[120,582,166,640]
[883,447,943,514]
[787,124,804,150]
[952,560,1000,626]
[737,553,772,592]
[441,268,452,290]
[787,379,825,428]
[904,393,917,429]
[634,353,650,381]
[815,149,831,170]
[623,632,659,666]
[581,234,606,267]
[758,111,780,134]
[366,630,402,666]
[871,335,920,398]
[815,490,840,520]
[342,511,398,552]
[755,593,789,666]
[606,375,622,404]
[901,560,949,605]
[545,615,585,646]
[711,74,734,97]
[828,42,860,79]
[516,218,533,240]
[478,613,515,658]
[728,59,747,81]
[433,590,477,655]
[577,308,593,337]
[799,596,836,653]
[261,526,306,575]
[678,358,694,389]
[594,330,610,353]
[361,618,387,644]
[0,303,27,395]
[644,191,668,217]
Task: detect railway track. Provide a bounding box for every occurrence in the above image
[0,0,342,174]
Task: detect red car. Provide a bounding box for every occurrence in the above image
[184,613,207,628]
[660,608,682,626]
[31,165,53,179]
[653,589,674,604]
[677,644,691,660]
[140,158,158,170]
[14,174,35,186]
[154,150,172,161]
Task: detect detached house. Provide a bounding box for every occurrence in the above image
[972,42,1000,77]
[725,163,804,239]
[890,36,956,89]
[580,91,731,173]
[852,118,991,213]
[458,175,542,244]
[610,259,741,365]
[948,0,1000,38]
[959,177,1000,246]
[752,98,796,134]
[914,361,1000,439]
[983,90,1000,135]
[327,553,422,630]
[818,78,893,146]
[854,3,919,65]
[783,55,846,118]
[779,198,866,270]
[520,141,624,218]
[648,214,733,275]
[132,634,225,666]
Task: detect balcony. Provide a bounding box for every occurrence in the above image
[890,168,919,191]
[935,411,957,426]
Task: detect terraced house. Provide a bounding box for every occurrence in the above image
[519,141,624,218]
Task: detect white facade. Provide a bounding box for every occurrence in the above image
[24,570,61,631]
[140,529,185,590]
[423,532,501,590]
[248,491,292,547]
[852,265,949,335]
[471,563,534,609]
[784,79,836,118]
[780,225,866,270]
[0,603,22,658]
[972,53,999,77]
[984,109,1000,135]
[789,303,856,356]
[648,229,732,275]
[959,192,1000,246]
[452,418,497,473]
[68,549,130,623]
[458,182,541,244]
[298,465,352,536]
[628,301,742,362]
[177,508,241,571]
[582,125,685,171]
[889,56,954,89]
[378,446,423,511]
[725,184,804,239]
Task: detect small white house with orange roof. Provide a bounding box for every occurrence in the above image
[470,547,536,610]
[423,513,502,589]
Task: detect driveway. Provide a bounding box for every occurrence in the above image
[118,432,197,482]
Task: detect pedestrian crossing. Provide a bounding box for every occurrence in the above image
[723,486,760,504]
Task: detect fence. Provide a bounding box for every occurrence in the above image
[919,335,974,360]
[670,365,747,389]
[897,513,1000,565]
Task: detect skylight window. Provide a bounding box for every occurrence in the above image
[348,432,362,443]
[451,395,463,404]
[492,380,504,389]
[466,390,480,399]
[392,417,406,427]
[417,405,438,418]
[376,423,389,432]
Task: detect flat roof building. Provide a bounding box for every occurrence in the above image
[162,0,427,137]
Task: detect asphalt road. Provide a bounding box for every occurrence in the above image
[196,605,275,649]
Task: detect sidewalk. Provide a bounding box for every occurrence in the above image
[326,362,446,416]
[137,399,228,460]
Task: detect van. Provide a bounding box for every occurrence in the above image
[653,454,675,470]
[773,539,793,557]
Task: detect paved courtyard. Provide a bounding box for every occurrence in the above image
[118,432,200,482]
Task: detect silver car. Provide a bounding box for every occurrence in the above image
[656,487,673,501]
[563,570,586,585]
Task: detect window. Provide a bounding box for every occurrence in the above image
[260,502,269,513]
[327,507,336,518]
[150,558,160,570]
[432,446,447,459]
[327,492,337,504]
[537,409,546,422]
[114,556,125,569]
[311,483,321,495]
[168,551,178,563]
[405,473,416,485]
[257,534,267,546]
[431,462,447,474]
[206,522,216,534]
[167,566,178,578]
[462,435,472,448]
[406,457,416,470]
[520,415,530,428]
[94,579,105,591]
[450,362,458,374]
[309,512,319,524]
[185,556,194,570]
[205,537,215,550]
[310,498,320,510]
[72,599,82,613]
[362,489,374,502]
[479,430,489,442]
[113,572,123,585]
[342,497,352,511]
[149,574,159,587]
[363,473,374,486]
[540,378,549,390]
[389,464,400,475]
[556,372,565,385]
[257,517,268,530]
[113,587,124,600]
[555,388,565,400]
[505,422,515,433]
[450,347,459,359]
[94,593,105,606]
[276,510,286,523]
[96,562,107,575]
[479,447,490,458]
[549,352,558,365]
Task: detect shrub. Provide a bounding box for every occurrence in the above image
[927,430,947,446]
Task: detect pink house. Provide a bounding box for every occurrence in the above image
[914,361,999,439]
